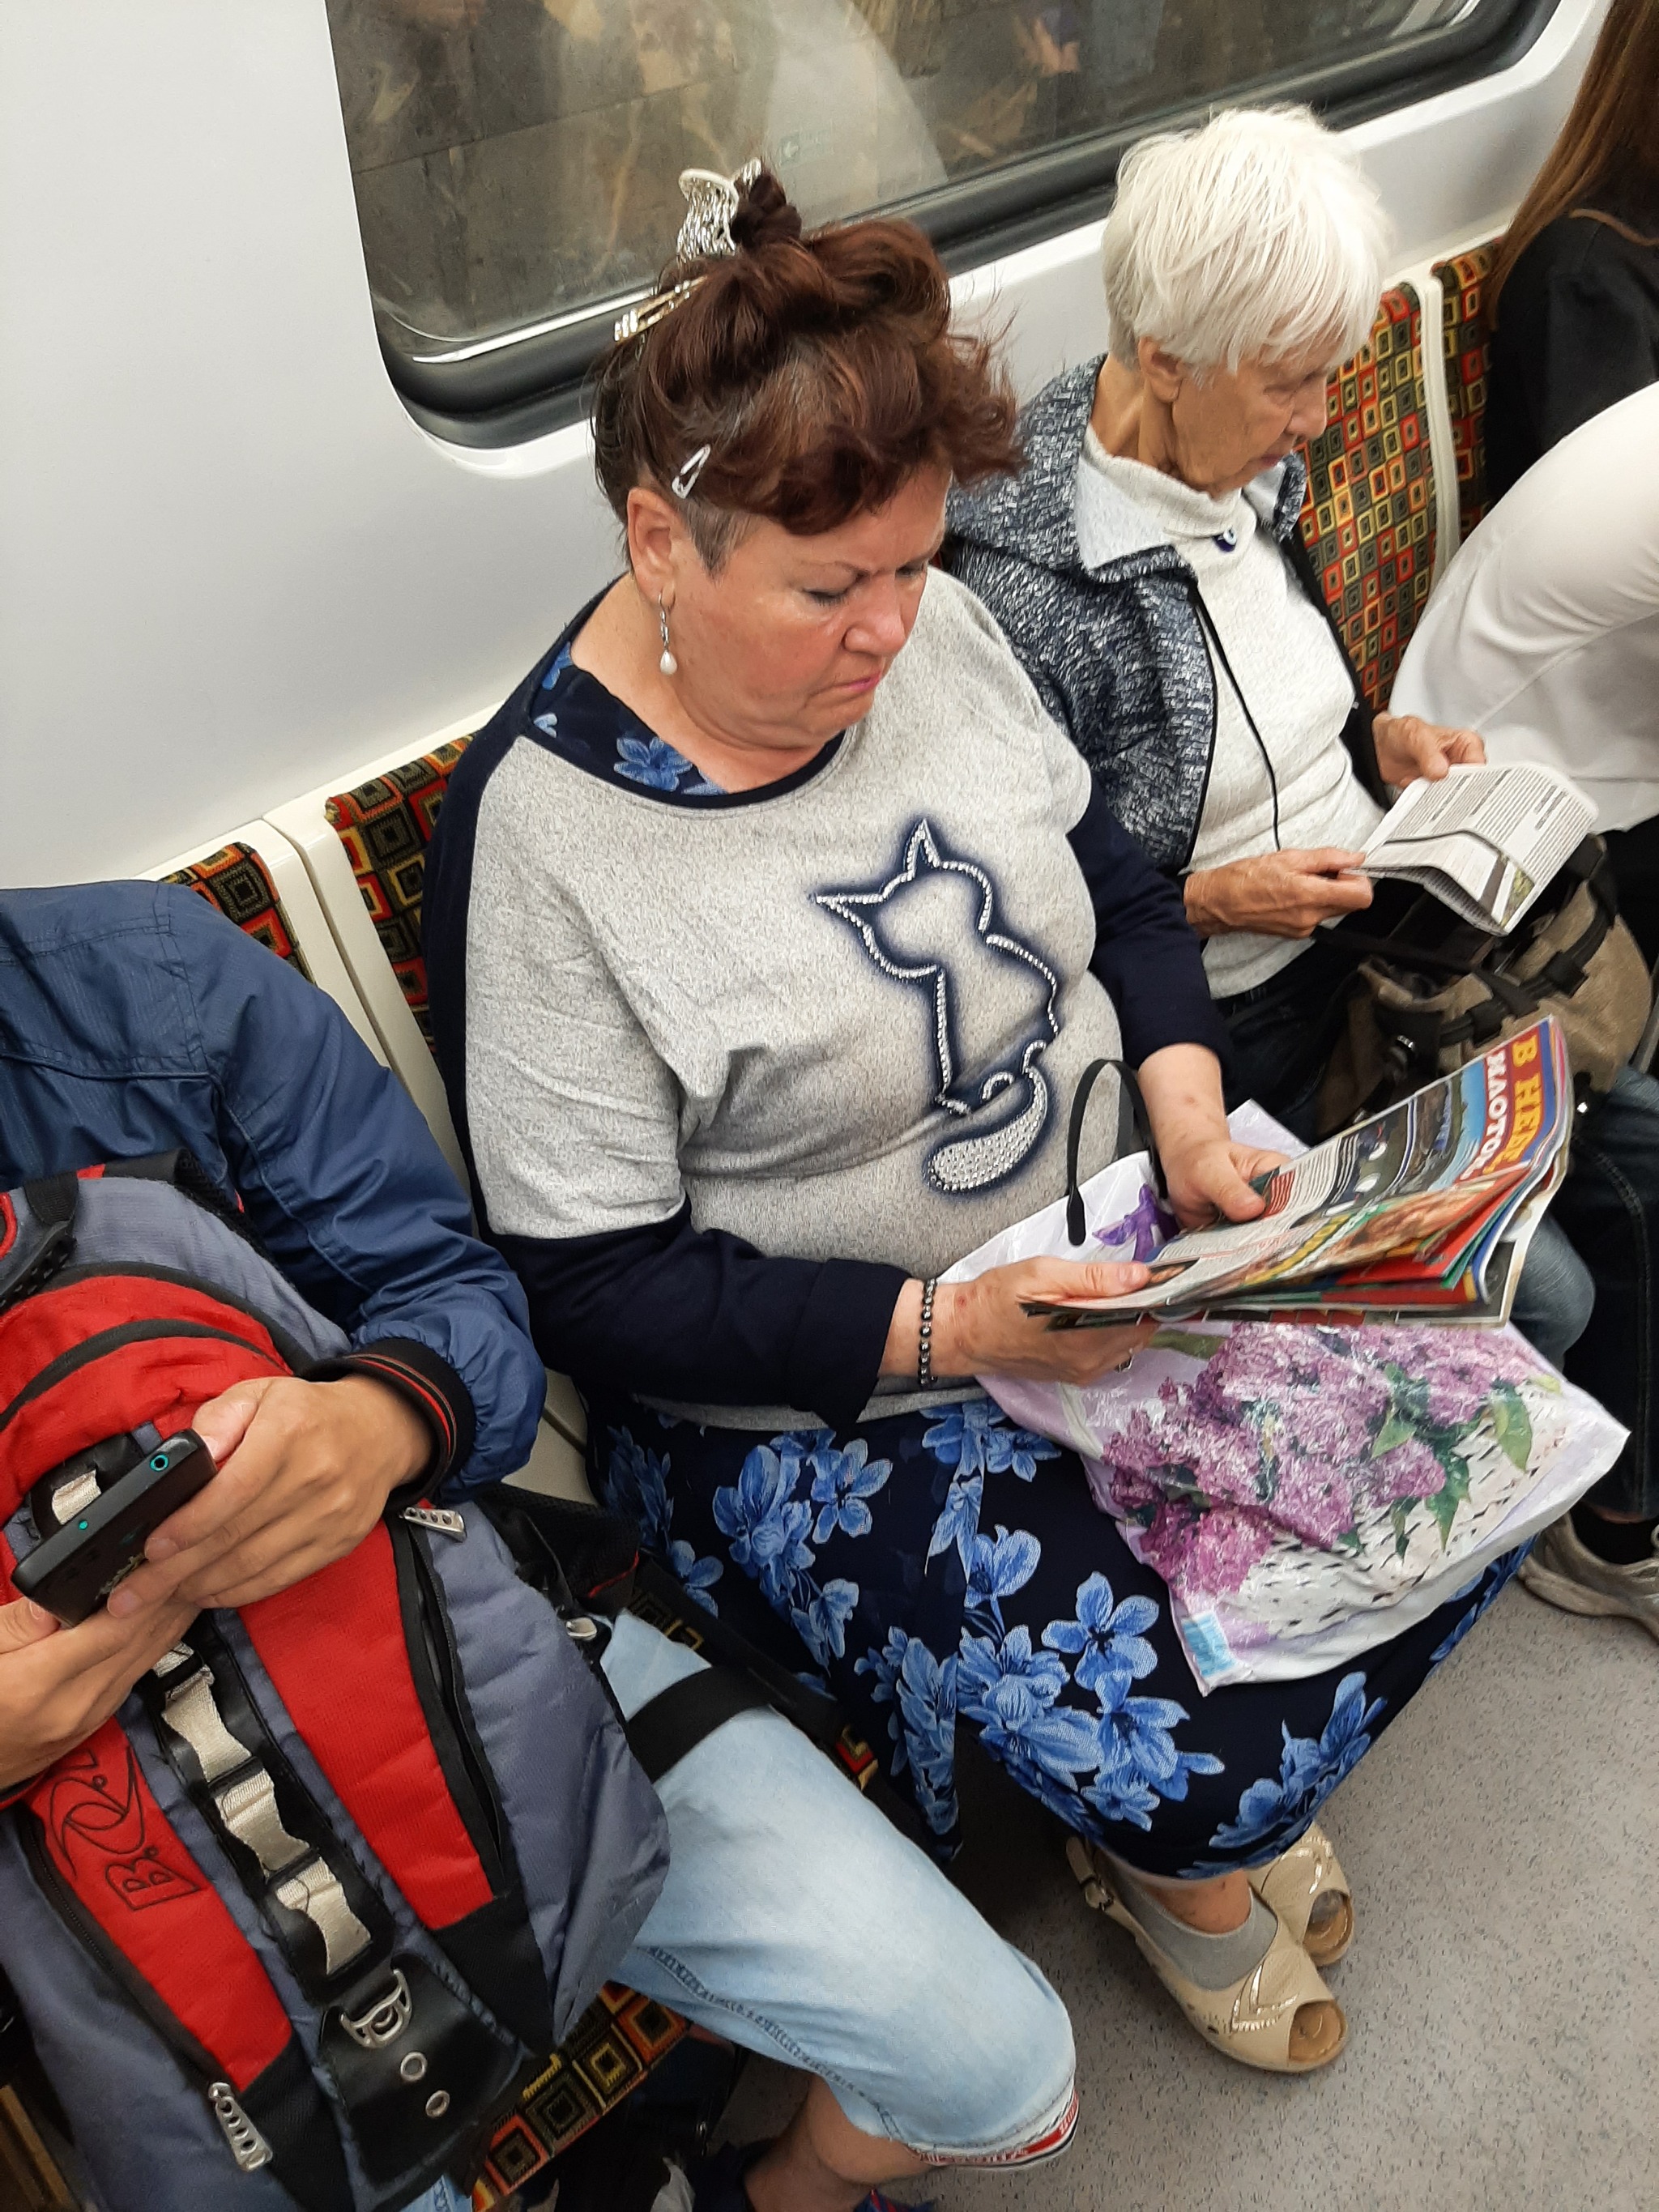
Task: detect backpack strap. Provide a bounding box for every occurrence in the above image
[624,1669,774,1783]
[19,1720,354,2212]
[243,1519,556,2052]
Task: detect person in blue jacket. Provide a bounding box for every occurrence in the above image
[0,879,1080,2212]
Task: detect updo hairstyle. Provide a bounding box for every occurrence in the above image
[591,167,1021,568]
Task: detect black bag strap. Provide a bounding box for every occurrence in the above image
[1188,585,1284,847]
[624,1670,774,1784]
[1066,1057,1164,1247]
[1312,923,1545,1019]
[480,1492,927,1836]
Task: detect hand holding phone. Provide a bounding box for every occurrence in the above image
[13,1433,217,1626]
[0,1592,200,1792]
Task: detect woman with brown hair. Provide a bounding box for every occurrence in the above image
[1484,0,1659,502]
[425,162,1532,2086]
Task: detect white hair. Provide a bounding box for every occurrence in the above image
[1101,106,1392,374]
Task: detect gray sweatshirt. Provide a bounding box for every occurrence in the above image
[463,571,1126,1310]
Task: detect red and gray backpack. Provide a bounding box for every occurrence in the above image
[0,1156,671,2212]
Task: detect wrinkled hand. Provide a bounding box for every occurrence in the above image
[0,1592,197,1792]
[107,1375,431,1618]
[1157,1133,1286,1230]
[1372,713,1486,786]
[1184,849,1374,938]
[901,1259,1158,1385]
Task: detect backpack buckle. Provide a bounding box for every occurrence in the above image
[339,1967,413,2050]
[208,2082,273,2173]
[402,1504,466,1540]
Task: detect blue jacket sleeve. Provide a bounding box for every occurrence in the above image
[1067,777,1231,1068]
[169,894,544,1490]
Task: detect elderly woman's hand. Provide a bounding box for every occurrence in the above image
[1372,714,1486,786]
[1184,850,1374,938]
[1137,1042,1285,1229]
[1157,1133,1285,1230]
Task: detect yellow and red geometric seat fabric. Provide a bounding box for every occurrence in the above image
[1433,239,1500,545]
[325,739,471,1050]
[163,844,312,979]
[1295,283,1437,714]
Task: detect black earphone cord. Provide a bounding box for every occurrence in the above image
[1189,586,1283,851]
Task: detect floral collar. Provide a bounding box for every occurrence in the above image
[522,638,843,808]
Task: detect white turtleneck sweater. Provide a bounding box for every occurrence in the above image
[1078,432,1383,997]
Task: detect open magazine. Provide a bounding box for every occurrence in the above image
[1361,761,1595,933]
[944,1063,1623,1690]
[1026,1019,1571,1330]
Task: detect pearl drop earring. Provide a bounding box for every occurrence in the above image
[657,598,678,678]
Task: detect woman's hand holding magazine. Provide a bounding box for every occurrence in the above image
[1026,1020,1574,1331]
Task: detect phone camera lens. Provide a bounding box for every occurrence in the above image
[151,1453,168,1470]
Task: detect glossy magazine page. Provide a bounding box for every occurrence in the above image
[1025,1019,1571,1328]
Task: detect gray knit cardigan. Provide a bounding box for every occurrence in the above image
[945,358,1384,872]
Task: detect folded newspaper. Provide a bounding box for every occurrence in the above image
[1361,761,1595,933]
[1026,1018,1570,1330]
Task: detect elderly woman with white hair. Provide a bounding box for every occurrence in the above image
[950,104,1659,1624]
[947,105,1597,1366]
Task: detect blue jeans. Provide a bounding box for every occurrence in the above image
[1550,1065,1659,1515]
[397,1613,1077,2210]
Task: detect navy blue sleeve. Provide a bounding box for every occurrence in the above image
[496,1209,907,1435]
[166,891,545,1490]
[421,676,907,1432]
[1067,778,1231,1068]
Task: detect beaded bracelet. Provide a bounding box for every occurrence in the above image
[918,1276,938,1391]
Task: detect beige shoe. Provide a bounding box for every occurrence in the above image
[1066,1838,1346,2073]
[1519,1515,1659,1642]
[1247,1820,1354,1967]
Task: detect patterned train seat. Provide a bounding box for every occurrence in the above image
[326,739,471,1047]
[1434,239,1500,544]
[1296,282,1436,714]
[163,842,313,978]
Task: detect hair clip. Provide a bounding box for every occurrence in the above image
[670,444,713,500]
[675,157,763,263]
[613,277,704,346]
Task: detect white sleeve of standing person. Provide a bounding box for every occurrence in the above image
[1392,385,1659,831]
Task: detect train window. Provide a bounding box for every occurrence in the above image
[325,0,1555,432]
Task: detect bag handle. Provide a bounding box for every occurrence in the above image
[1066,1058,1165,1248]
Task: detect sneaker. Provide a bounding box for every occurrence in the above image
[1518,1515,1659,1642]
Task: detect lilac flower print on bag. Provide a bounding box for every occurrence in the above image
[983,1311,1623,1687]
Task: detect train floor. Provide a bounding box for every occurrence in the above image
[718,1580,1657,2211]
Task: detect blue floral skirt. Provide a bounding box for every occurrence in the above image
[590,1390,1523,1879]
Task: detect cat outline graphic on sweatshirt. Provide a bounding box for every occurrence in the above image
[816,819,1062,1194]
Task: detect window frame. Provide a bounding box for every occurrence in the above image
[373,0,1561,448]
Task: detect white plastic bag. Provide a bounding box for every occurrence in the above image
[945,1110,1627,1690]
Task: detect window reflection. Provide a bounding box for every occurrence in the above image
[325,0,1486,353]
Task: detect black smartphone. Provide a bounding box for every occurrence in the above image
[12,1432,216,1625]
